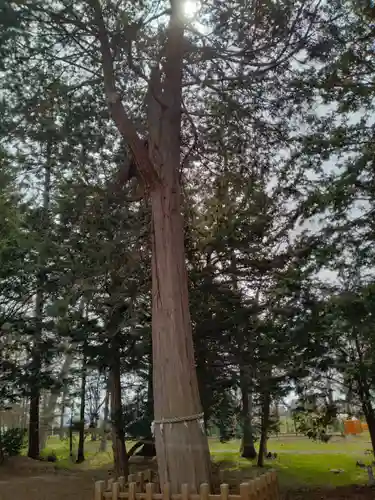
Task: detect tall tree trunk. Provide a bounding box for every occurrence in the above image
[239,369,257,459]
[69,415,73,461]
[357,378,375,452]
[195,328,212,434]
[327,380,334,405]
[59,390,67,440]
[151,178,211,490]
[110,335,128,477]
[137,354,156,457]
[28,273,44,459]
[356,372,375,453]
[346,386,353,417]
[100,376,110,452]
[28,137,52,459]
[76,354,87,463]
[92,0,211,490]
[21,397,28,430]
[28,381,40,459]
[353,332,375,453]
[257,390,271,467]
[39,391,49,450]
[148,5,211,492]
[364,408,375,455]
[41,352,74,446]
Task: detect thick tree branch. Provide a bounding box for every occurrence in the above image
[89,0,160,189]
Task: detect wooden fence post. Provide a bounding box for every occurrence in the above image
[94,468,279,500]
[255,477,263,500]
[146,481,156,500]
[240,482,250,500]
[129,482,137,500]
[95,481,105,500]
[163,482,171,500]
[112,481,120,500]
[220,483,229,500]
[199,483,209,500]
[181,483,189,500]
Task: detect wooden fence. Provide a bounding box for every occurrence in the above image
[94,469,280,500]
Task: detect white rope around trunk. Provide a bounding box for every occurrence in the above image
[151,412,205,437]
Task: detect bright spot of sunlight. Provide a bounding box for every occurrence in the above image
[184,0,200,18]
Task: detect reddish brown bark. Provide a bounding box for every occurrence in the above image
[110,336,128,478]
[240,369,257,460]
[91,0,211,491]
[151,180,211,491]
[257,390,271,467]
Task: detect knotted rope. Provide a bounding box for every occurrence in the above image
[151,412,205,436]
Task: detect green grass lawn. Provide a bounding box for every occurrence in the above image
[40,434,374,488]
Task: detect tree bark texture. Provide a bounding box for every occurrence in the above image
[59,389,68,439]
[257,390,271,467]
[28,141,51,459]
[151,178,211,491]
[41,353,74,448]
[150,13,211,484]
[100,376,110,452]
[239,369,257,459]
[363,404,375,455]
[110,336,128,477]
[357,376,375,454]
[28,386,40,459]
[92,0,211,490]
[353,332,375,454]
[76,355,87,463]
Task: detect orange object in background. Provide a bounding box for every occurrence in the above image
[361,422,369,432]
[344,419,363,435]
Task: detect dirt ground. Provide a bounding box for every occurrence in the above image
[0,457,374,500]
[0,457,106,500]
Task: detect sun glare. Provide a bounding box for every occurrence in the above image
[184,0,200,18]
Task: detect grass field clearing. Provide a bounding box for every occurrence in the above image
[38,434,374,488]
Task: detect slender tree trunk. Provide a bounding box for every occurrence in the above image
[365,411,375,455]
[346,387,353,417]
[40,352,74,445]
[195,335,211,433]
[76,354,87,463]
[353,332,375,453]
[100,376,110,452]
[28,383,40,459]
[257,390,271,467]
[137,354,156,457]
[28,139,52,459]
[39,391,50,450]
[240,369,257,459]
[357,378,375,453]
[110,335,128,477]
[69,416,73,461]
[59,390,67,440]
[21,397,28,430]
[28,273,44,459]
